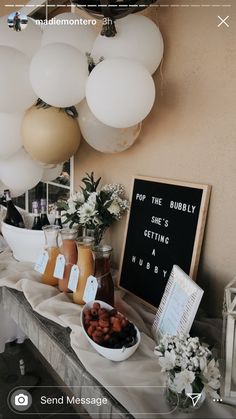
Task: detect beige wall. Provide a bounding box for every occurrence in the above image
[0,2,27,16]
[75,3,236,316]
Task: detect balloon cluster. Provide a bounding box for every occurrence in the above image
[0,17,43,196]
[72,0,157,37]
[72,0,156,21]
[0,11,163,197]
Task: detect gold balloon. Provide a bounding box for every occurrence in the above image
[22,105,81,164]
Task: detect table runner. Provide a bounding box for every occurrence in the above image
[0,249,235,418]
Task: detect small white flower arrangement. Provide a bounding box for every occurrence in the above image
[59,172,129,244]
[154,333,221,406]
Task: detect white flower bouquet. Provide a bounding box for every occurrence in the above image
[154,334,221,410]
[59,172,129,244]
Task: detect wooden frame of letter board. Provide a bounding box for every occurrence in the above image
[118,176,211,311]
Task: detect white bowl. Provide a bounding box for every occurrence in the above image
[81,300,141,362]
[1,221,44,263]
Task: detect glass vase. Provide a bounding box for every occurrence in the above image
[93,245,114,306]
[73,236,95,305]
[165,379,205,413]
[59,227,78,293]
[42,225,60,286]
[82,226,107,246]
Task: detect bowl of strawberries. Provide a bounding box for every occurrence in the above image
[81,300,141,362]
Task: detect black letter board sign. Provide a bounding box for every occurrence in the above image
[119,176,211,310]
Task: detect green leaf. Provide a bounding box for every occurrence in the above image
[36,98,77,119]
[57,201,69,211]
[94,177,101,190]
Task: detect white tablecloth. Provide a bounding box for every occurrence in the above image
[0,249,235,418]
[0,236,26,352]
[0,305,26,353]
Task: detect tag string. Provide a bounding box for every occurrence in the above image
[58,260,111,282]
[66,264,111,281]
[66,262,78,268]
[95,271,112,281]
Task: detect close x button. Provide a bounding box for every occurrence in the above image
[218,16,230,28]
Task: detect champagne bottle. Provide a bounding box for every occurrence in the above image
[3,189,25,228]
[0,194,7,208]
[32,201,42,230]
[40,198,50,227]
[54,208,62,229]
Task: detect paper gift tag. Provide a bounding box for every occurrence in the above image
[34,250,49,274]
[83,275,98,303]
[68,265,80,292]
[53,254,66,279]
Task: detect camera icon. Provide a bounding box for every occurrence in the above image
[15,393,29,406]
[10,389,32,412]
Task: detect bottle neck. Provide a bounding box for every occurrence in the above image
[32,200,39,209]
[43,229,59,248]
[93,245,112,276]
[4,190,12,202]
[33,208,40,216]
[41,206,47,215]
[93,245,112,260]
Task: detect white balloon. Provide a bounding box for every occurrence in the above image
[0,180,5,195]
[10,188,26,198]
[0,180,26,197]
[38,162,58,169]
[86,58,155,128]
[0,112,23,158]
[42,13,96,54]
[41,163,63,182]
[11,190,26,197]
[0,46,37,113]
[78,100,141,153]
[0,16,42,59]
[0,148,43,192]
[30,43,88,107]
[92,15,164,75]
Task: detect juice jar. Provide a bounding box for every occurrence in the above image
[93,245,114,306]
[73,236,95,305]
[42,225,60,286]
[59,227,78,293]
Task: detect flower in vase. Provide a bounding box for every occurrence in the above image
[202,359,221,396]
[154,333,221,405]
[174,370,195,394]
[67,198,76,215]
[71,191,85,204]
[87,192,98,205]
[57,172,129,242]
[107,201,120,216]
[203,359,220,379]
[199,356,208,372]
[158,350,176,372]
[79,202,97,225]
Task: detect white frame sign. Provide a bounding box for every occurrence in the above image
[152,265,204,341]
[223,277,236,398]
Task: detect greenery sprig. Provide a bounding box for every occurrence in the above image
[36,98,78,119]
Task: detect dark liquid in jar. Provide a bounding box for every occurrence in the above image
[94,257,114,306]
